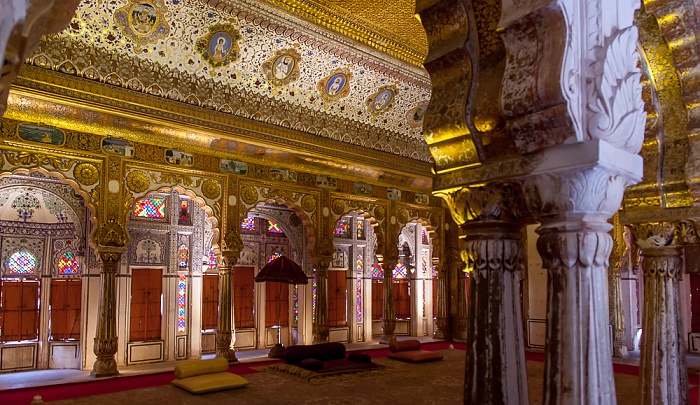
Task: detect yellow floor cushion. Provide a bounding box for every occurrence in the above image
[171,371,249,394]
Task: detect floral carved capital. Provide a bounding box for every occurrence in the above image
[435,182,528,226]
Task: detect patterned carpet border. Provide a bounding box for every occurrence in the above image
[253,362,390,384]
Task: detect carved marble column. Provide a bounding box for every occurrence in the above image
[91,219,126,378]
[439,184,529,405]
[609,216,628,358]
[453,257,468,342]
[312,235,332,344]
[379,253,397,345]
[216,228,242,363]
[312,259,330,344]
[433,259,450,340]
[640,247,687,404]
[525,165,641,405]
[631,223,688,405]
[92,246,123,377]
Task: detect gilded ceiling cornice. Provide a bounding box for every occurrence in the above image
[8,74,433,191]
[242,0,428,67]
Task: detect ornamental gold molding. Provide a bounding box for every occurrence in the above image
[8,76,434,182]
[0,145,103,206]
[247,0,427,66]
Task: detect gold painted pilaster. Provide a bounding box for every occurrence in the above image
[216,228,242,363]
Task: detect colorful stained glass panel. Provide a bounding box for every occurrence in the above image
[393,263,407,279]
[178,274,187,332]
[8,251,37,274]
[178,244,189,268]
[356,255,363,323]
[294,284,299,324]
[371,263,383,279]
[334,219,349,237]
[206,247,218,269]
[58,252,79,275]
[267,220,283,234]
[241,215,256,231]
[356,220,364,239]
[312,276,317,321]
[268,252,282,263]
[179,200,189,224]
[133,197,166,219]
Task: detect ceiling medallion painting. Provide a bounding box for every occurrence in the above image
[196,23,242,68]
[366,85,398,116]
[114,0,170,47]
[407,101,429,128]
[317,68,353,103]
[262,47,301,87]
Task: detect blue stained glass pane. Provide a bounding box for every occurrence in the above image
[393,263,407,279]
[334,219,349,237]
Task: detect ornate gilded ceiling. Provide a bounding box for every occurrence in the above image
[27,0,433,162]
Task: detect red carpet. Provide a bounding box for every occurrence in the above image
[1,341,696,404]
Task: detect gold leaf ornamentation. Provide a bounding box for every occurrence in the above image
[397,208,409,224]
[67,131,101,152]
[201,179,221,199]
[301,194,316,212]
[241,185,259,205]
[74,163,99,186]
[374,205,386,221]
[331,199,345,215]
[98,218,127,247]
[126,170,150,193]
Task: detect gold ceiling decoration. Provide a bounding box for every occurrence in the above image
[261,0,429,65]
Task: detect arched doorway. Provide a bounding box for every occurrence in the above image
[123,188,218,365]
[236,202,310,350]
[0,170,94,372]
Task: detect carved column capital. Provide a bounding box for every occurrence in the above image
[628,221,677,249]
[436,182,528,227]
[640,246,684,279]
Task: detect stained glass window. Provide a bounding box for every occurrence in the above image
[8,251,37,274]
[267,220,284,234]
[421,255,428,273]
[268,252,283,263]
[356,220,364,239]
[312,276,317,322]
[179,200,189,224]
[58,252,79,275]
[241,215,256,231]
[422,229,428,244]
[177,274,187,333]
[356,255,363,323]
[205,248,218,270]
[371,263,383,279]
[393,263,407,279]
[334,219,349,237]
[178,244,189,268]
[294,284,299,324]
[133,197,166,219]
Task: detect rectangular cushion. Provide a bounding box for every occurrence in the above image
[387,350,444,363]
[174,357,230,379]
[284,342,346,364]
[171,372,249,394]
[389,339,422,353]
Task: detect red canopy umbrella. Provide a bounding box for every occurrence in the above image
[255,255,308,284]
[254,255,307,357]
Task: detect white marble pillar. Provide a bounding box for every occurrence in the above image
[639,245,688,404]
